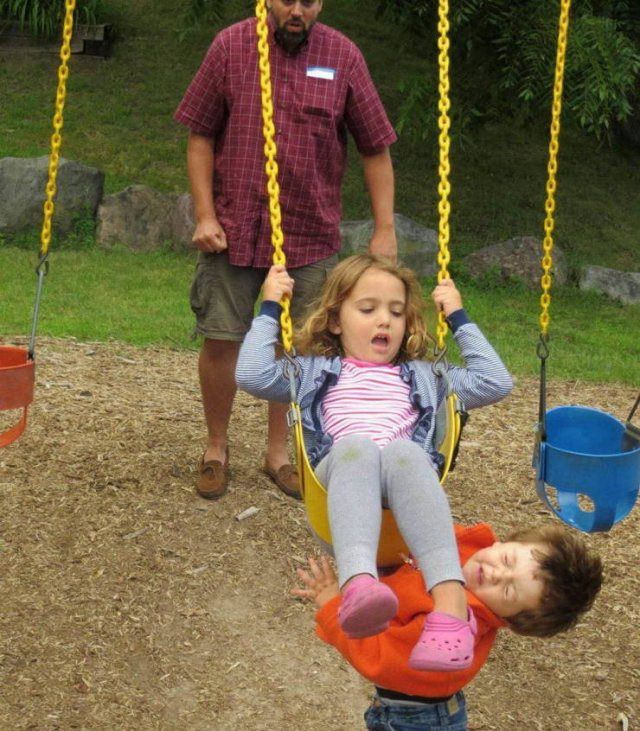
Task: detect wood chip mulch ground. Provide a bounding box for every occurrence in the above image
[1,337,638,730]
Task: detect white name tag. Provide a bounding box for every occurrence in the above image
[306,66,336,80]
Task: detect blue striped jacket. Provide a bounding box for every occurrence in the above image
[236,305,513,469]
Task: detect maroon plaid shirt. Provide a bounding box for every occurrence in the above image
[175,18,396,269]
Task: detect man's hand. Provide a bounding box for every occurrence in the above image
[368,223,397,262]
[291,555,340,609]
[362,147,396,261]
[262,264,294,303]
[432,277,463,317]
[192,216,228,253]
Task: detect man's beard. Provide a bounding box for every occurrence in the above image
[274,26,310,53]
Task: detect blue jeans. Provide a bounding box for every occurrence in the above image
[364,691,467,730]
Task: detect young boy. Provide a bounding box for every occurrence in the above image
[293,522,603,731]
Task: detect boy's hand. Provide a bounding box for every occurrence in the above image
[291,556,340,609]
[432,277,463,317]
[263,264,294,303]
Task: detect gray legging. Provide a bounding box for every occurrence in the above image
[315,435,464,590]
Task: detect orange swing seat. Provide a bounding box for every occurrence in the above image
[0,2,76,449]
[0,346,35,447]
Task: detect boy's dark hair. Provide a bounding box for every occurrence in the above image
[505,525,603,638]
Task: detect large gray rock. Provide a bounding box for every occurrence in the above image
[579,265,640,304]
[463,236,568,288]
[96,186,194,251]
[340,213,438,278]
[0,156,104,234]
[172,193,196,248]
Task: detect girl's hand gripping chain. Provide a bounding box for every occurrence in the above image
[263,264,295,304]
[431,278,463,317]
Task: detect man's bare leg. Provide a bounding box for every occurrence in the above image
[265,400,300,497]
[266,400,291,471]
[265,342,293,471]
[200,338,240,464]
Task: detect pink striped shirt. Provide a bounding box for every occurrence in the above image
[322,359,418,448]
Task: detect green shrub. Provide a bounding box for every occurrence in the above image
[376,0,640,144]
[0,213,96,251]
[0,0,104,40]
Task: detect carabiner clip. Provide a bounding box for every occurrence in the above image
[282,349,300,404]
[431,344,448,379]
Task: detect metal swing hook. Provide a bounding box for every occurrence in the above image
[623,392,640,452]
[432,344,457,398]
[431,344,448,378]
[536,333,550,443]
[28,252,50,360]
[282,349,301,428]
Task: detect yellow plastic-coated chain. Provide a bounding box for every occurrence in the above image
[255,0,294,353]
[39,0,76,258]
[540,0,571,336]
[436,0,453,351]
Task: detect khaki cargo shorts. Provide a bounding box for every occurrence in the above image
[189,251,338,341]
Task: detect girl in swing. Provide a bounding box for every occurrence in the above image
[236,253,513,672]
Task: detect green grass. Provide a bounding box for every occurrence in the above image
[0,246,196,348]
[2,245,638,385]
[434,277,640,385]
[0,0,638,385]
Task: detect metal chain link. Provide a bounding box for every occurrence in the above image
[436,0,453,352]
[255,0,294,352]
[39,0,76,259]
[29,0,76,359]
[540,0,572,337]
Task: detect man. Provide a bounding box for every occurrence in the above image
[175,0,397,500]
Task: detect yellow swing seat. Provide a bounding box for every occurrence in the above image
[293,391,466,567]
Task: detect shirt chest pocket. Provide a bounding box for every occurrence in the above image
[294,77,340,138]
[301,105,333,138]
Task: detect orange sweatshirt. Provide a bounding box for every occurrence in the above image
[315,523,507,698]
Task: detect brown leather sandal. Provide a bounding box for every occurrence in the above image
[196,448,230,499]
[262,461,301,500]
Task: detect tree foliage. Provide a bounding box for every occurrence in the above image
[179,0,254,38]
[179,0,226,39]
[377,0,640,143]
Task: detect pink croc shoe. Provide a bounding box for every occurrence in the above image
[408,609,477,672]
[338,575,399,639]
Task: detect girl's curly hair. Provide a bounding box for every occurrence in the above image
[295,253,431,362]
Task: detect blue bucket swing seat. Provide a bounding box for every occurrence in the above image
[534,402,640,533]
[531,0,639,533]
